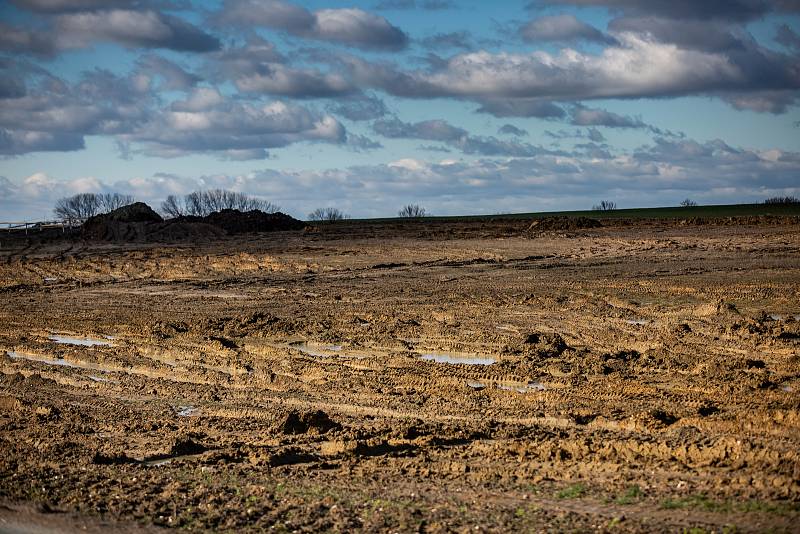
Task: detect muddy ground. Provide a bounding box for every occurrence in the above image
[0,217,799,532]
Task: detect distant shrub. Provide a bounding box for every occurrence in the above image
[160,190,279,218]
[54,192,134,220]
[308,207,349,222]
[680,198,698,207]
[764,196,799,205]
[398,204,427,218]
[592,200,616,211]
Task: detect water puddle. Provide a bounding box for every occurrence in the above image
[88,375,113,383]
[624,319,649,326]
[497,382,546,393]
[49,334,113,347]
[8,350,87,369]
[176,406,197,417]
[6,350,114,376]
[466,380,487,390]
[420,353,496,366]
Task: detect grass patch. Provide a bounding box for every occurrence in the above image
[660,494,800,516]
[557,483,586,499]
[614,485,642,505]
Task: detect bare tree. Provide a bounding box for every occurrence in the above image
[592,200,617,211]
[764,196,800,205]
[680,198,698,207]
[160,195,184,218]
[398,204,427,218]
[160,190,280,218]
[308,207,349,222]
[98,193,134,212]
[54,192,135,220]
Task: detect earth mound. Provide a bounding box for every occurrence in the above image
[82,203,305,242]
[180,209,306,234]
[81,202,164,241]
[527,216,602,234]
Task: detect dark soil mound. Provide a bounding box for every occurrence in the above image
[101,202,163,223]
[527,216,602,234]
[81,204,304,242]
[278,410,341,435]
[180,209,306,234]
[82,202,164,241]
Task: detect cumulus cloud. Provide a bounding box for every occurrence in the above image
[328,93,389,121]
[498,124,528,136]
[374,0,454,9]
[528,0,792,22]
[520,14,616,44]
[218,1,408,51]
[776,24,800,50]
[123,92,346,159]
[135,54,199,91]
[10,0,136,12]
[476,99,566,119]
[373,117,553,157]
[54,9,220,52]
[206,37,355,98]
[419,31,473,51]
[569,104,649,129]
[337,31,799,115]
[0,67,155,155]
[0,65,346,158]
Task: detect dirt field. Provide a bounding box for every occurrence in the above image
[1,217,799,532]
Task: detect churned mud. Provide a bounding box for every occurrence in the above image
[0,218,799,532]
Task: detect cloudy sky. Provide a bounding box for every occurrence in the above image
[1,0,799,220]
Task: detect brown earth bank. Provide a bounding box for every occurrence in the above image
[0,217,799,532]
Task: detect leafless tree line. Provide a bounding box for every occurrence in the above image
[764,196,799,204]
[592,200,617,211]
[308,207,349,222]
[160,189,279,218]
[398,204,427,218]
[53,193,134,220]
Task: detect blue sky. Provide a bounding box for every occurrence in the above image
[1,0,799,220]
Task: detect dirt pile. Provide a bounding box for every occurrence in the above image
[82,204,305,242]
[184,209,306,234]
[527,216,602,234]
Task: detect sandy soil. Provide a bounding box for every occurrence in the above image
[1,218,799,532]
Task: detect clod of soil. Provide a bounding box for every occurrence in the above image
[279,410,342,435]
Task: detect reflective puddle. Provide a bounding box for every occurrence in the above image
[6,350,112,376]
[420,353,496,365]
[49,334,113,347]
[176,406,197,417]
[624,319,649,326]
[8,350,87,369]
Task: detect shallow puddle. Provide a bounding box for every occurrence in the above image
[7,350,113,376]
[420,353,496,365]
[176,406,197,417]
[466,380,487,390]
[497,382,546,393]
[49,334,113,347]
[624,319,649,325]
[8,350,87,369]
